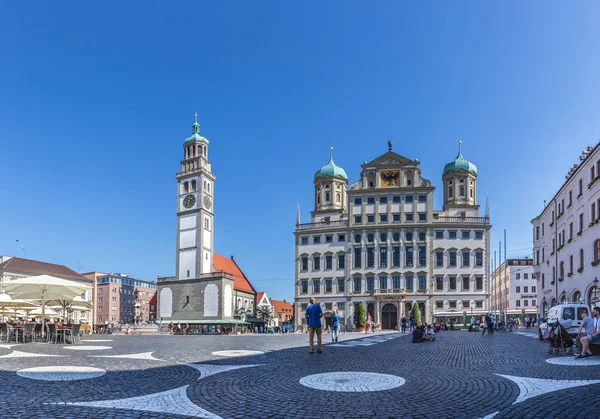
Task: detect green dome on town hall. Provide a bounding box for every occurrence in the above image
[443,142,477,175]
[314,148,348,181]
[184,117,209,144]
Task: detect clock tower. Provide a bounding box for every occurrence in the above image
[176,115,214,279]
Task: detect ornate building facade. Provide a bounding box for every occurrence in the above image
[157,118,256,326]
[294,142,491,330]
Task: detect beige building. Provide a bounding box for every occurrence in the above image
[491,258,537,320]
[0,256,93,322]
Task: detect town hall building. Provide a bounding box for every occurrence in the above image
[157,117,257,327]
[294,142,492,330]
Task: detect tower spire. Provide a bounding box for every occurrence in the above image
[194,111,198,124]
[388,140,393,152]
[457,140,463,157]
[296,202,301,225]
[485,195,489,218]
[329,147,333,161]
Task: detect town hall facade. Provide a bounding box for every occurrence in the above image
[294,142,492,330]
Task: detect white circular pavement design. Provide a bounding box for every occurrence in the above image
[546,356,600,366]
[212,350,264,357]
[63,346,112,351]
[82,340,113,343]
[17,366,106,381]
[299,371,405,392]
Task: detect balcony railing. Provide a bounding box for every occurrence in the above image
[296,220,349,230]
[433,216,490,224]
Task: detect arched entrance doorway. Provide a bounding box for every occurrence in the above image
[381,304,398,330]
[418,302,426,320]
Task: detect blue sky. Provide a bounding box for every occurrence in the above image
[1,2,600,301]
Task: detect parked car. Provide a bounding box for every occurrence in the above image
[538,303,591,339]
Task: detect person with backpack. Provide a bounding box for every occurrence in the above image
[305,297,323,354]
[401,316,407,333]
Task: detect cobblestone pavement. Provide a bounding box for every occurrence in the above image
[0,329,599,418]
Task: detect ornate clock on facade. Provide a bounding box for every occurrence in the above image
[183,194,196,209]
[203,195,212,210]
[381,170,400,186]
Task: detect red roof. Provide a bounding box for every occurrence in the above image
[256,292,266,304]
[213,254,256,295]
[0,257,90,282]
[271,299,293,314]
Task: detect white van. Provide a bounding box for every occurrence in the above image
[538,303,591,339]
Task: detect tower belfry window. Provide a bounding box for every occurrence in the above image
[191,180,196,191]
[325,192,330,202]
[459,186,465,196]
[184,182,189,193]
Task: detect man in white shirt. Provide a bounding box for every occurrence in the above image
[424,325,436,341]
[578,307,600,358]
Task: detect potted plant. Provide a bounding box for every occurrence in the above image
[551,280,556,285]
[356,303,366,332]
[578,267,584,273]
[567,273,573,277]
[558,277,564,282]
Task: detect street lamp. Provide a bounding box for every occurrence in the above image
[593,277,599,302]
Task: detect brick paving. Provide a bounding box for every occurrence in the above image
[0,330,598,418]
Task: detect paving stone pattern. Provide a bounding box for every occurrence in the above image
[0,331,598,418]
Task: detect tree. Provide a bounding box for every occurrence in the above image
[256,304,273,324]
[412,303,422,326]
[356,303,366,328]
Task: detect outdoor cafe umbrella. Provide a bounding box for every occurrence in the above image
[0,293,39,319]
[48,296,92,322]
[2,275,91,336]
[28,306,59,318]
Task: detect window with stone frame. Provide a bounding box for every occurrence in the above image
[418,275,427,290]
[405,276,414,290]
[393,276,401,290]
[406,247,414,267]
[380,247,388,267]
[367,277,375,291]
[326,255,333,270]
[337,302,345,311]
[436,251,444,267]
[475,251,483,266]
[462,276,470,290]
[353,277,361,292]
[449,251,457,266]
[462,251,470,266]
[325,279,332,293]
[325,303,332,310]
[301,303,308,311]
[392,247,400,267]
[476,301,483,308]
[463,300,470,308]
[475,276,483,290]
[436,277,444,290]
[379,276,387,290]
[367,247,375,267]
[313,280,320,293]
[301,257,309,270]
[436,301,443,309]
[354,248,361,268]
[338,254,345,269]
[449,276,457,290]
[449,301,457,309]
[337,279,345,293]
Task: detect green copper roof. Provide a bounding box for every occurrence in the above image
[443,143,477,175]
[314,149,348,181]
[184,118,209,144]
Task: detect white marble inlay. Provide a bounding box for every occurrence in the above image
[513,332,539,339]
[212,350,264,357]
[0,344,21,349]
[185,363,261,379]
[545,357,600,366]
[17,366,105,381]
[0,350,61,358]
[496,374,600,404]
[300,372,405,392]
[63,346,112,351]
[480,411,499,419]
[51,385,220,418]
[82,340,113,343]
[93,352,163,361]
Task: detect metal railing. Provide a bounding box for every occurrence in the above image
[296,220,349,230]
[433,216,490,224]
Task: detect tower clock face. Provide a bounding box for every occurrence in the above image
[381,170,400,186]
[203,195,212,210]
[183,194,196,209]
